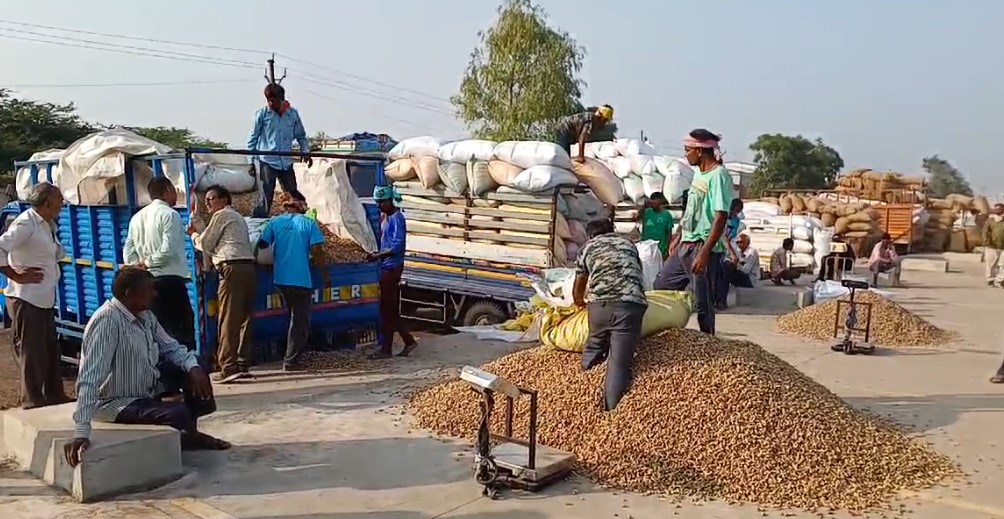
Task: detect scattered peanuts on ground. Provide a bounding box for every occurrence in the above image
[297,350,370,372]
[776,291,958,347]
[408,329,960,511]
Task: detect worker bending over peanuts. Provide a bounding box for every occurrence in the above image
[573,219,648,411]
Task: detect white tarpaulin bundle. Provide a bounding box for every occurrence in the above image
[191,153,255,194]
[15,149,63,201]
[293,158,379,252]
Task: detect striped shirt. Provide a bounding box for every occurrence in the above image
[73,298,199,439]
[191,206,254,266]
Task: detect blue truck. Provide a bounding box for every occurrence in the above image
[1,149,383,365]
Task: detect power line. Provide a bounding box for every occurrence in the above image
[2,79,257,88]
[293,74,456,117]
[0,18,450,106]
[300,89,448,135]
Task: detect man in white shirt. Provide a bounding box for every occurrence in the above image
[123,177,194,350]
[0,183,72,409]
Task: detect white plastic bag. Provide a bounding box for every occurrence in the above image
[292,159,378,252]
[493,141,573,170]
[389,136,440,160]
[509,165,578,193]
[438,139,496,163]
[623,175,646,204]
[636,240,664,291]
[529,268,577,308]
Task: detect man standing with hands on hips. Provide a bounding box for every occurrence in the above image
[247,82,311,217]
[0,182,72,409]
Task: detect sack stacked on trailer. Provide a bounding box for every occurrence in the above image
[579,139,695,206]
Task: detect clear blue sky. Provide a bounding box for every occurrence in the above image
[3,0,1002,193]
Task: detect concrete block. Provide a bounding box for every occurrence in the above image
[900,257,949,273]
[0,403,183,502]
[942,251,983,265]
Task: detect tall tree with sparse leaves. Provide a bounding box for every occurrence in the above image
[452,0,585,141]
[0,89,94,173]
[922,155,972,198]
[747,134,844,197]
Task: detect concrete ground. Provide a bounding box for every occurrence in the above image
[2,254,1003,519]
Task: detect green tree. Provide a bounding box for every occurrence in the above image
[0,89,94,172]
[747,134,844,197]
[922,155,972,198]
[308,131,331,151]
[126,126,227,150]
[452,0,585,141]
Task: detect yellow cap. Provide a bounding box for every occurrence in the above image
[596,105,614,121]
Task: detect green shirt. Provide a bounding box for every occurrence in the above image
[679,165,734,252]
[641,207,674,255]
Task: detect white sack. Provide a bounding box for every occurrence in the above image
[16,149,62,201]
[437,160,468,194]
[509,165,578,193]
[813,228,833,269]
[607,157,634,179]
[642,173,664,197]
[615,138,656,157]
[615,221,640,234]
[562,192,605,222]
[791,252,814,268]
[582,141,619,159]
[743,201,784,217]
[792,226,813,241]
[193,153,255,193]
[629,155,657,176]
[657,157,695,204]
[437,139,496,163]
[636,240,663,291]
[388,136,440,160]
[494,141,573,170]
[623,175,646,204]
[293,159,378,252]
[245,217,273,264]
[792,238,814,254]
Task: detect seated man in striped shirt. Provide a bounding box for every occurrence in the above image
[64,267,229,467]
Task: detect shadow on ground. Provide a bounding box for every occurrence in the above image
[248,512,548,519]
[847,393,1004,432]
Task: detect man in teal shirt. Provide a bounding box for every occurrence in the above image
[653,129,734,334]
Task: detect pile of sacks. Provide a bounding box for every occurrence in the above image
[385,136,686,265]
[834,169,927,203]
[921,194,991,253]
[741,201,832,271]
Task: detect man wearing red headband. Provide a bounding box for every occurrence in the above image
[653,129,734,335]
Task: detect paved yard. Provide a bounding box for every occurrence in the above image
[2,256,1003,519]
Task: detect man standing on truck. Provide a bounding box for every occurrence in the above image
[573,219,647,411]
[367,186,417,359]
[653,129,734,335]
[124,177,195,350]
[0,182,72,409]
[254,195,325,371]
[554,105,614,163]
[188,185,257,383]
[636,192,674,259]
[248,83,311,217]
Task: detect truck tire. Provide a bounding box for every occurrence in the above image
[461,301,508,327]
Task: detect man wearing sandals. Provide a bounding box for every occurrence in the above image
[366,186,417,359]
[65,267,229,467]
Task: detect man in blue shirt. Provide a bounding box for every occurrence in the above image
[247,83,311,217]
[255,196,325,371]
[367,186,416,359]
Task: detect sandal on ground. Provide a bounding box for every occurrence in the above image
[991,374,1004,384]
[182,432,232,451]
[396,342,419,357]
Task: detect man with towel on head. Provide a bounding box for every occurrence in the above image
[554,105,615,163]
[654,129,735,335]
[367,186,417,359]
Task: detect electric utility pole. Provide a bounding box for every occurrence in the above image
[264,54,287,85]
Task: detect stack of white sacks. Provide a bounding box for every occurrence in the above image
[742,201,832,273]
[384,136,696,264]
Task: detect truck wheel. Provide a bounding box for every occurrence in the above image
[461,301,508,327]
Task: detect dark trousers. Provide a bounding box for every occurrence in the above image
[582,301,646,411]
[216,262,257,375]
[115,362,216,433]
[817,253,854,281]
[254,163,304,217]
[7,298,66,408]
[715,261,754,304]
[378,267,414,354]
[152,276,195,350]
[653,242,719,334]
[277,285,312,366]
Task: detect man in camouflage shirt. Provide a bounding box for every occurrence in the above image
[573,219,648,411]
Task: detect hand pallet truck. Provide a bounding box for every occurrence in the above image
[830,278,876,355]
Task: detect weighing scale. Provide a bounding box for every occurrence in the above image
[829,278,876,355]
[460,366,574,499]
